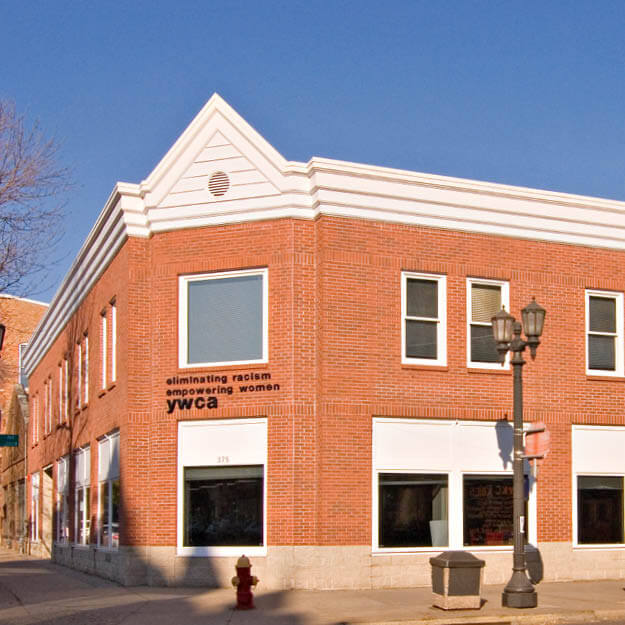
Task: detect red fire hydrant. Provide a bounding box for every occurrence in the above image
[231,554,259,609]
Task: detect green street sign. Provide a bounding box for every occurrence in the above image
[0,434,18,447]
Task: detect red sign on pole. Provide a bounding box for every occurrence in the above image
[524,421,550,460]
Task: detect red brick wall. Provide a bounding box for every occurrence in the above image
[26,215,625,548]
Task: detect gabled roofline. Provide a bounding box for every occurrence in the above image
[22,94,625,376]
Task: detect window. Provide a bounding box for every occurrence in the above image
[110,299,117,383]
[101,311,107,390]
[58,365,62,424]
[44,378,52,434]
[18,343,28,387]
[586,290,624,376]
[56,456,69,543]
[378,473,448,548]
[31,395,39,445]
[75,335,89,407]
[83,334,89,404]
[577,476,623,544]
[179,269,268,368]
[401,272,447,366]
[463,474,527,546]
[373,418,536,552]
[31,472,39,542]
[467,279,509,368]
[178,418,267,556]
[184,465,263,547]
[63,358,68,421]
[76,341,82,408]
[74,446,91,545]
[98,432,120,549]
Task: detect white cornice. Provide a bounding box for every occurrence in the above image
[23,93,625,376]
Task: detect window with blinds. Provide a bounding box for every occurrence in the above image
[179,269,268,368]
[467,279,509,367]
[586,291,624,376]
[402,273,447,366]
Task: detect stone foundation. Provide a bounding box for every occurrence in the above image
[45,542,625,589]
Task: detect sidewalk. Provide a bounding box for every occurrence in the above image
[0,548,624,625]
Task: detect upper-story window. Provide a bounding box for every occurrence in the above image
[586,290,624,376]
[179,269,268,368]
[110,299,117,383]
[18,343,28,388]
[101,311,107,390]
[401,272,447,366]
[467,278,509,368]
[76,334,89,409]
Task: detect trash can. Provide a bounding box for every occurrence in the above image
[430,551,485,610]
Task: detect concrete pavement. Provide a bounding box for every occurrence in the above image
[1,548,624,625]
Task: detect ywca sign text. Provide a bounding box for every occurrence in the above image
[165,372,280,413]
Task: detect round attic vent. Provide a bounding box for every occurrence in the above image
[208,171,230,197]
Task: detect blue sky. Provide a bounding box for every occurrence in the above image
[3,1,625,301]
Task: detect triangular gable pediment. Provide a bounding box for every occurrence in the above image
[140,95,288,210]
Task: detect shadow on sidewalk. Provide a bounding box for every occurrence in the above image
[0,552,309,625]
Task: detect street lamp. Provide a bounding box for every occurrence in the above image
[491,298,546,609]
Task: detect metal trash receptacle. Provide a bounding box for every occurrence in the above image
[430,551,485,610]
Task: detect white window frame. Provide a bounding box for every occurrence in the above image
[178,268,269,369]
[83,334,89,404]
[31,472,40,542]
[572,425,625,548]
[101,311,107,390]
[63,358,68,421]
[58,364,63,425]
[45,377,52,434]
[585,290,624,377]
[76,342,82,409]
[32,395,39,445]
[466,278,510,369]
[177,418,268,557]
[97,431,120,550]
[56,456,69,544]
[372,418,536,554]
[18,343,28,388]
[74,446,91,546]
[401,272,447,366]
[110,299,117,383]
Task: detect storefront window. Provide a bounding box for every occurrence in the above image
[578,476,624,544]
[98,432,120,549]
[183,466,263,547]
[463,475,527,546]
[378,473,448,548]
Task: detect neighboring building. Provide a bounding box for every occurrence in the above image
[22,94,625,588]
[0,295,47,551]
[1,385,30,552]
[0,295,48,412]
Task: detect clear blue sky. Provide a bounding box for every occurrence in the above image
[2,1,625,301]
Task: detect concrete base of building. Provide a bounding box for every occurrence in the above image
[45,542,625,589]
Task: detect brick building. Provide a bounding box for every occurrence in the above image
[0,295,48,551]
[22,95,625,588]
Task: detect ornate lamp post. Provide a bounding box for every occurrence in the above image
[491,298,546,609]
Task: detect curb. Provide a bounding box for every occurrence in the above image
[350,608,625,625]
